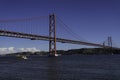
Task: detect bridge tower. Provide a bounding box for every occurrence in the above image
[108,36,112,48]
[103,36,112,48]
[49,14,57,56]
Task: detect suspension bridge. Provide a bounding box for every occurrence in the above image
[0,14,119,56]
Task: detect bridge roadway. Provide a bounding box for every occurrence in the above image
[0,30,112,48]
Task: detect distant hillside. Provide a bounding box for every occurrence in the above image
[64,48,120,55]
[6,48,120,56]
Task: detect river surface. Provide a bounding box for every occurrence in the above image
[0,54,120,80]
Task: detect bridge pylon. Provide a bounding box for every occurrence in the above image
[108,36,112,48]
[49,14,57,56]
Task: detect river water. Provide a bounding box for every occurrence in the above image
[0,54,120,80]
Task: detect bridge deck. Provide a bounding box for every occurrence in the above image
[0,30,114,48]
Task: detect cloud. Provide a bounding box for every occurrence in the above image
[18,47,40,52]
[0,48,8,54]
[0,47,40,55]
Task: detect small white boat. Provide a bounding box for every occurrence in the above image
[55,54,61,57]
[48,54,61,57]
[21,55,28,59]
[16,55,28,59]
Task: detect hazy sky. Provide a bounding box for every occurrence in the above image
[0,0,120,53]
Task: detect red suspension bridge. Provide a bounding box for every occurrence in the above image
[0,14,119,56]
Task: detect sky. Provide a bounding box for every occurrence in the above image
[0,0,120,54]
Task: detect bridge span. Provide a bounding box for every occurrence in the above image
[0,29,111,48]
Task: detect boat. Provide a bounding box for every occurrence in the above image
[21,55,28,59]
[16,55,28,60]
[48,54,61,57]
[55,54,61,56]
